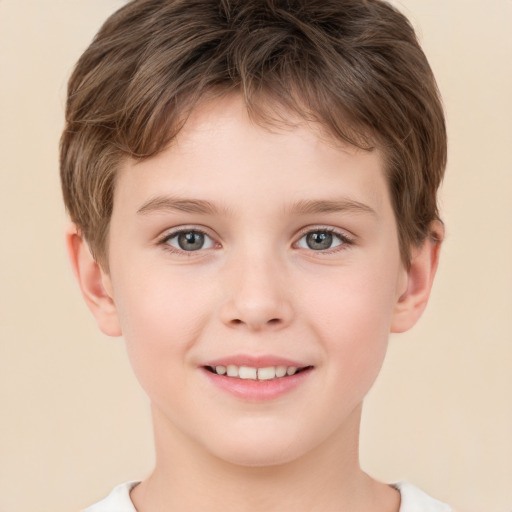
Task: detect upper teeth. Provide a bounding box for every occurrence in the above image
[212,365,299,380]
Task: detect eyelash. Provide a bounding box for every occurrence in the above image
[157,226,355,255]
[295,227,355,253]
[159,227,216,255]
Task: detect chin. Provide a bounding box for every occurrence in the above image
[200,423,316,468]
[212,443,300,468]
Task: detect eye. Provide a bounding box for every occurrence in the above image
[162,229,216,252]
[296,229,350,251]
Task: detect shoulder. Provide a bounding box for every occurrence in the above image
[394,481,452,512]
[82,479,456,512]
[82,481,140,512]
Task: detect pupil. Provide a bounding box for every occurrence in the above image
[178,231,204,251]
[307,232,333,250]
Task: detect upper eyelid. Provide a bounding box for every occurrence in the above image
[159,225,216,242]
[295,225,355,241]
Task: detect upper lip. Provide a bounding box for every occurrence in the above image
[202,354,310,369]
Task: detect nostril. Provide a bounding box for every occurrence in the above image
[229,317,281,327]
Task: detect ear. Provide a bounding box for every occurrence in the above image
[65,223,122,337]
[391,221,444,333]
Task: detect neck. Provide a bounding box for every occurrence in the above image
[131,404,399,512]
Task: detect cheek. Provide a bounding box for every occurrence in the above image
[300,262,398,334]
[300,266,398,390]
[111,271,211,392]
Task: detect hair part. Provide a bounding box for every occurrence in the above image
[60,0,447,268]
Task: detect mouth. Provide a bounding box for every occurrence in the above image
[203,364,313,381]
[200,356,314,400]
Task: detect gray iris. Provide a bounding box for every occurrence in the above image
[178,231,205,251]
[306,232,332,250]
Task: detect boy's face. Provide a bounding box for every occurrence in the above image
[99,95,412,466]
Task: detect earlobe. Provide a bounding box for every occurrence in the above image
[65,223,122,337]
[391,221,444,333]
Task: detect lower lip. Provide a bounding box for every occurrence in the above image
[201,367,313,401]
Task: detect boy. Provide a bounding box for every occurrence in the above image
[60,0,450,510]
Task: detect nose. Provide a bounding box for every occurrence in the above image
[219,250,294,332]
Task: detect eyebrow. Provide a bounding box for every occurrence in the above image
[137,195,376,218]
[137,196,224,216]
[287,198,377,217]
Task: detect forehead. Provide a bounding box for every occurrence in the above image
[114,94,390,219]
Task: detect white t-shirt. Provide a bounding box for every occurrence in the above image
[83,480,452,512]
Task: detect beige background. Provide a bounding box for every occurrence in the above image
[1,1,511,511]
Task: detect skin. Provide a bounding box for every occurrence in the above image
[68,94,442,512]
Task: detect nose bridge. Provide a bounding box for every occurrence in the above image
[219,242,293,331]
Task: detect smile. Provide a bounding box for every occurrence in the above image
[205,365,310,380]
[201,356,314,400]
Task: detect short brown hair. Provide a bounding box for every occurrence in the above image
[60,0,446,267]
